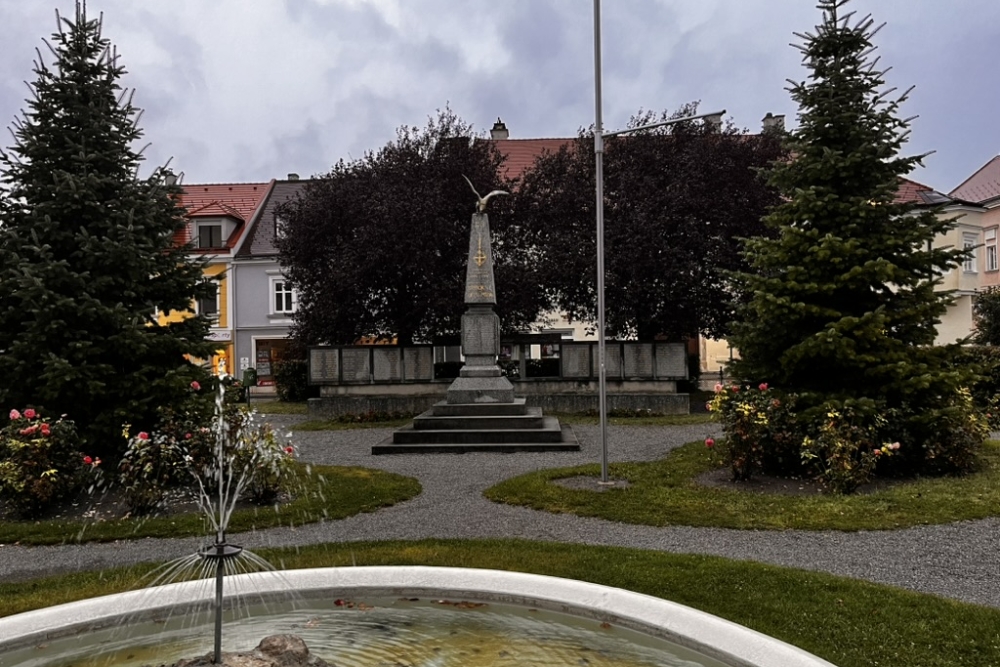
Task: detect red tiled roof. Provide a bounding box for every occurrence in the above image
[894,177,936,204]
[185,201,246,221]
[949,155,1000,204]
[179,183,270,220]
[173,182,272,249]
[493,138,572,181]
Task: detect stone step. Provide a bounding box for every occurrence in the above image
[389,416,567,445]
[429,399,529,417]
[413,408,545,431]
[373,424,579,454]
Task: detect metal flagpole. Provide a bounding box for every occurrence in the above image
[593,0,610,483]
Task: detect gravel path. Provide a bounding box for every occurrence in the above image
[2,417,999,610]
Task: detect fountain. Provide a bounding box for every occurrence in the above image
[0,566,837,666]
[0,355,835,667]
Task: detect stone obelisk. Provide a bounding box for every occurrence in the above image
[373,177,578,453]
[446,210,515,403]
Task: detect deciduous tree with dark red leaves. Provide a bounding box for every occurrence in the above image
[513,102,787,342]
[276,108,552,346]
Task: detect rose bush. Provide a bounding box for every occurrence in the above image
[708,383,798,481]
[118,381,296,513]
[0,408,82,517]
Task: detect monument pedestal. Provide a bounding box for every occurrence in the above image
[374,209,578,453]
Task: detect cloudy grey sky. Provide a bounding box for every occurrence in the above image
[1,1,997,192]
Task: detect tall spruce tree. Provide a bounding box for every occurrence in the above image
[0,5,217,455]
[728,1,974,469]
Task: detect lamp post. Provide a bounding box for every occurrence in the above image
[593,0,724,483]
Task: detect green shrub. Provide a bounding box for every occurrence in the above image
[274,359,317,402]
[800,402,899,494]
[0,408,84,517]
[894,387,988,476]
[956,345,1000,430]
[434,361,463,379]
[526,358,560,378]
[710,381,986,492]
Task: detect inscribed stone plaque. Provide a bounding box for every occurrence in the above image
[655,343,688,378]
[340,348,371,383]
[623,343,654,378]
[461,310,499,356]
[403,347,434,381]
[372,347,402,382]
[463,214,497,304]
[604,344,622,379]
[562,345,591,378]
[309,348,339,384]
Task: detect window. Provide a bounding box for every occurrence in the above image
[987,229,998,272]
[198,224,223,249]
[272,278,296,314]
[963,232,978,273]
[197,283,219,321]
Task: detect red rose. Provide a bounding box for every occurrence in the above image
[83,455,92,465]
[138,432,149,440]
[23,408,36,419]
[705,438,715,448]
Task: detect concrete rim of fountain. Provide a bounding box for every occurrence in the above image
[0,565,836,667]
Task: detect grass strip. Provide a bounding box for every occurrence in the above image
[485,439,1000,530]
[0,464,420,545]
[1,539,997,667]
[251,401,308,415]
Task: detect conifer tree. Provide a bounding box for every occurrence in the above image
[0,4,217,455]
[728,0,975,471]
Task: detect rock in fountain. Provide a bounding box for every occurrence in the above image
[166,634,331,667]
[374,181,578,453]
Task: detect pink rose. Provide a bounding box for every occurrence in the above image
[713,383,723,393]
[23,408,36,419]
[705,438,715,448]
[758,383,768,391]
[138,432,149,441]
[873,449,882,456]
[890,442,900,451]
[185,432,193,439]
[40,423,51,436]
[190,381,201,391]
[9,409,20,420]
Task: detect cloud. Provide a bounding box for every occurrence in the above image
[0,0,997,190]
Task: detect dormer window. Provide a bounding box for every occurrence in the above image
[198,224,223,249]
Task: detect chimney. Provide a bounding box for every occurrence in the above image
[761,112,785,132]
[287,173,300,181]
[490,117,509,140]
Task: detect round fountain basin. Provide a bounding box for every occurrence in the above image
[0,566,836,667]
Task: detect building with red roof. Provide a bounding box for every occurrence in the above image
[165,180,275,375]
